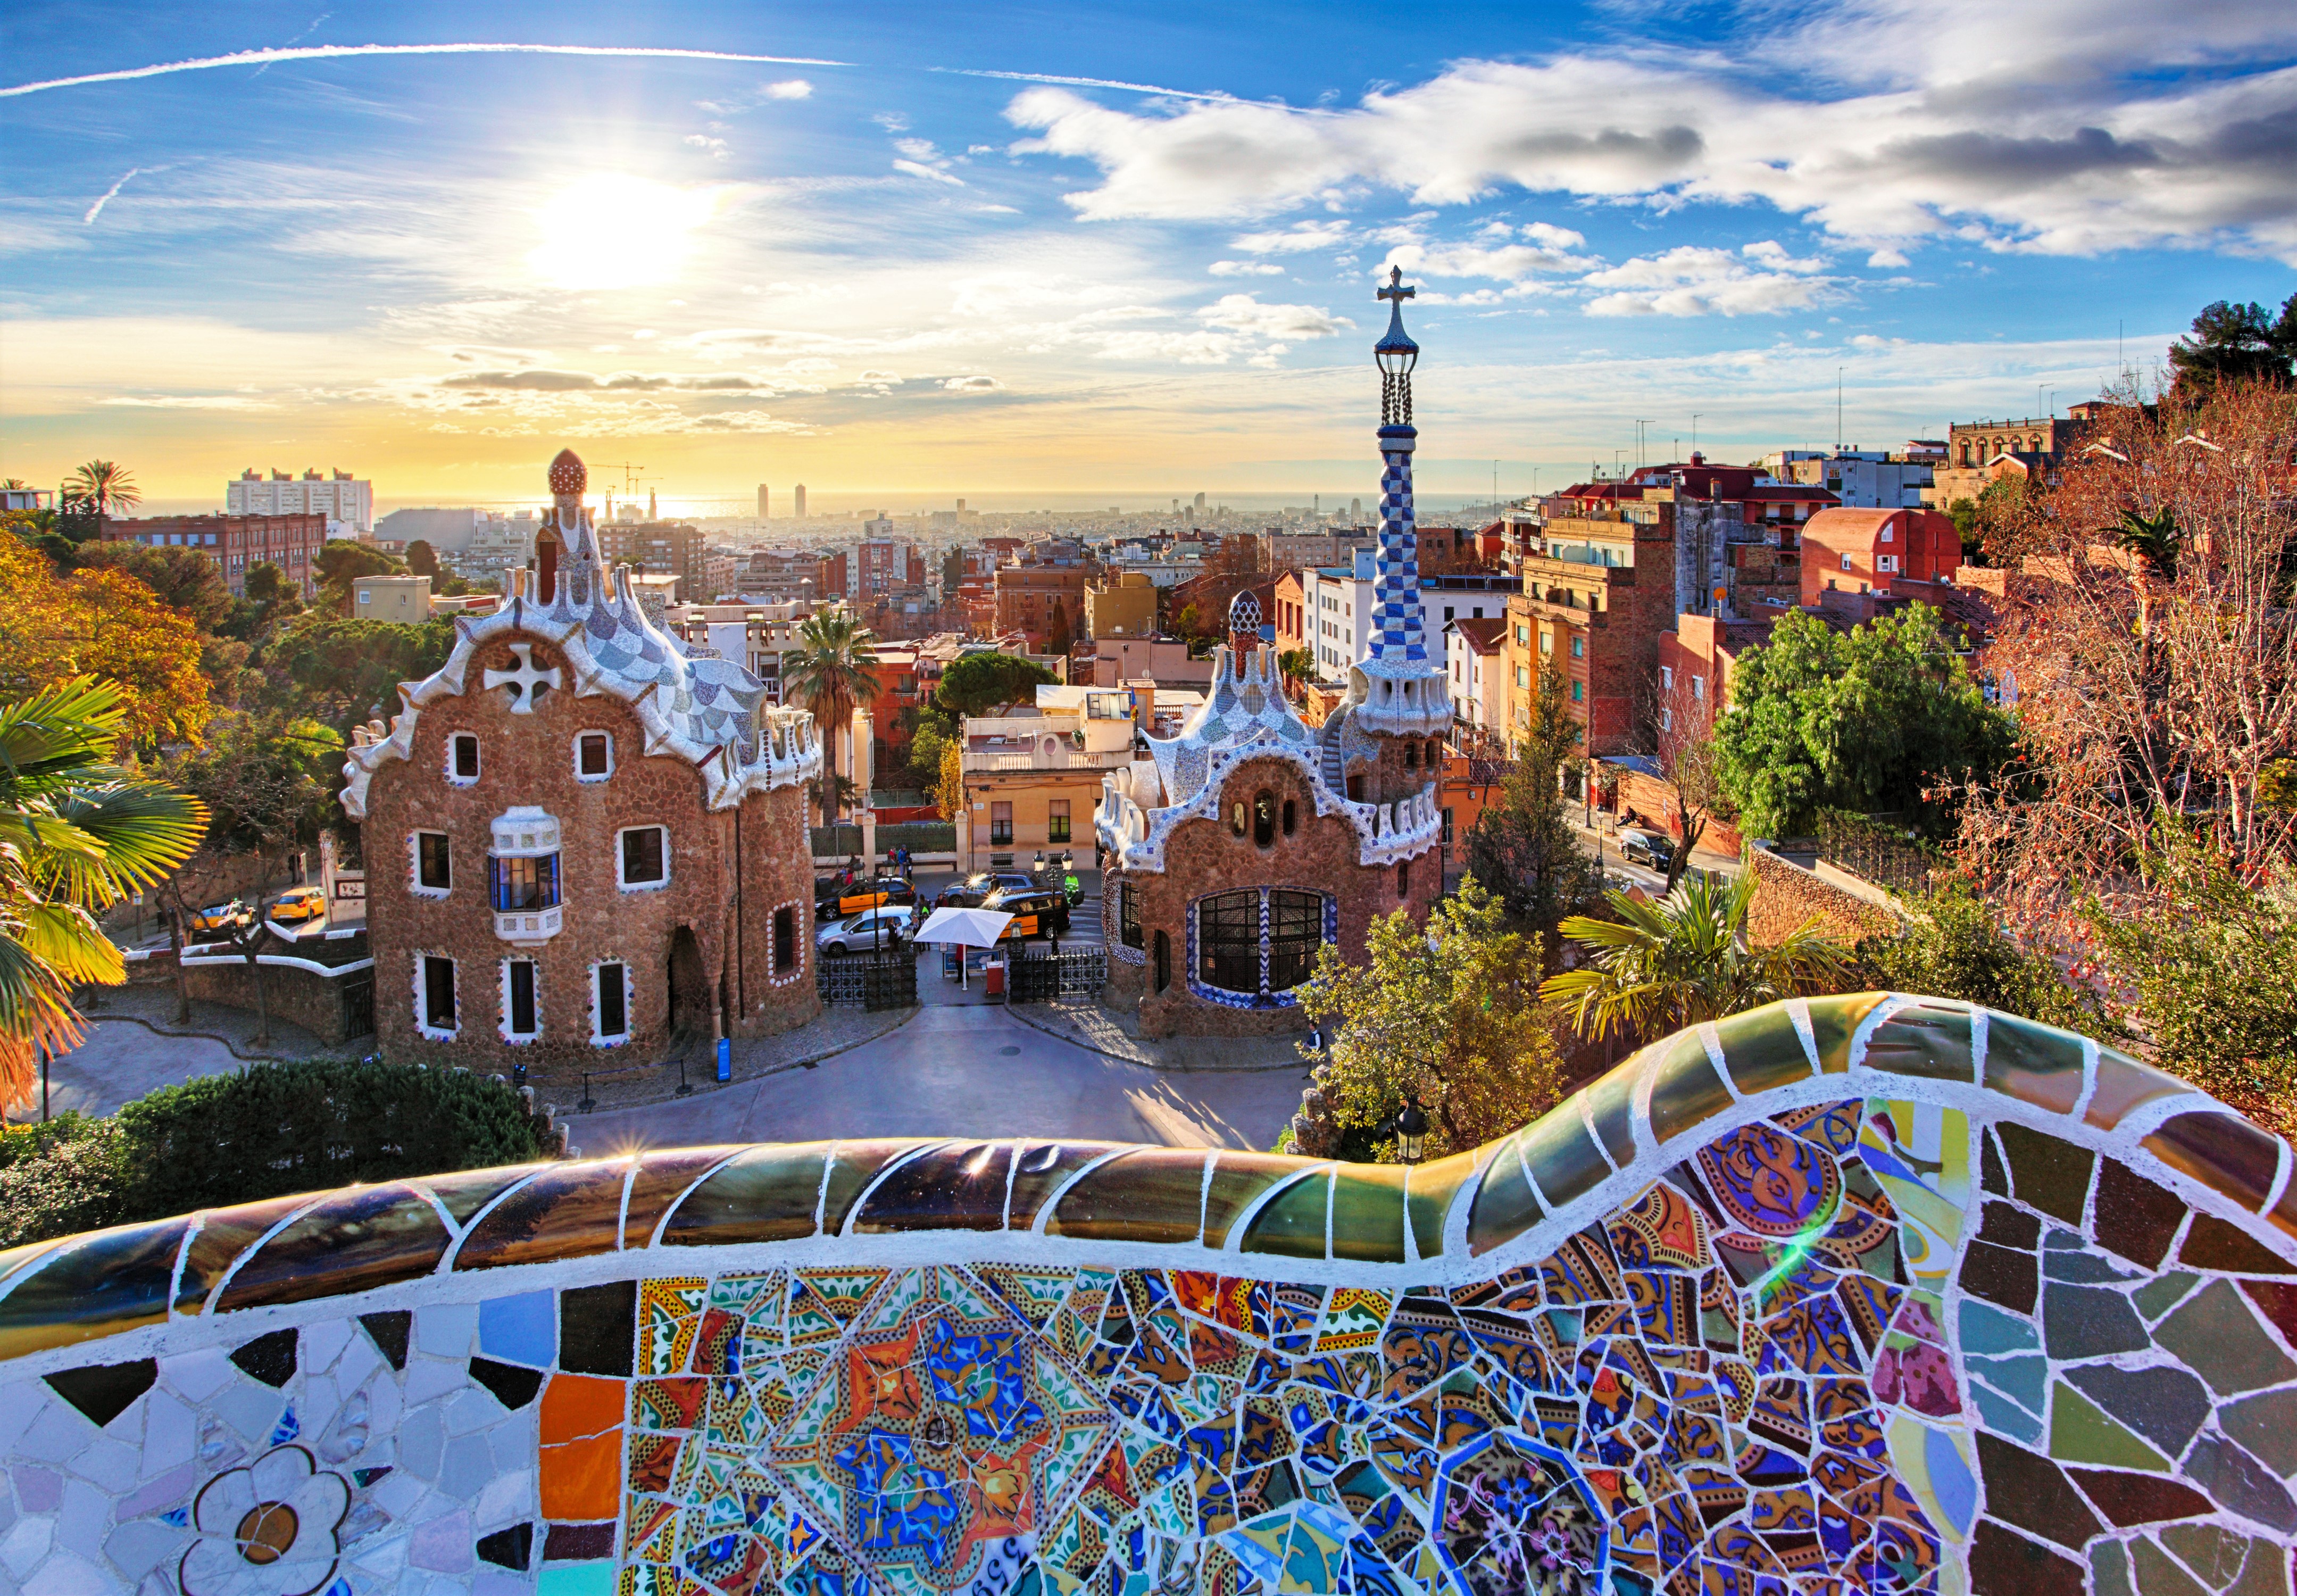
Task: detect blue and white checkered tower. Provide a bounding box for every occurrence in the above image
[1347,268,1452,737]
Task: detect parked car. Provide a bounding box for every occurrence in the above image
[1618,828,1676,871]
[817,905,916,957]
[835,876,918,916]
[979,886,1071,939]
[189,899,255,936]
[936,871,1034,909]
[269,886,327,924]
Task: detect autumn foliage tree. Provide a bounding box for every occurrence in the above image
[0,536,211,749]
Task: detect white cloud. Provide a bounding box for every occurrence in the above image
[1229,219,1352,254]
[1196,294,1351,340]
[1381,238,1596,280]
[1208,260,1286,276]
[1002,19,2297,263]
[764,79,812,99]
[892,137,964,186]
[1583,244,1838,317]
[942,375,1001,391]
[685,134,729,161]
[99,393,269,409]
[873,112,910,132]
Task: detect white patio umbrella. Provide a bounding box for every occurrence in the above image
[913,906,1014,988]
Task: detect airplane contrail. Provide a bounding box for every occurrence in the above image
[84,168,142,224]
[0,42,850,98]
[929,68,1230,103]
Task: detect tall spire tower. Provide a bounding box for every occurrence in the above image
[1346,267,1452,738]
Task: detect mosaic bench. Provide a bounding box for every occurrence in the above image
[2,992,2292,1596]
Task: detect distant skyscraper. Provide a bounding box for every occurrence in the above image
[795,484,808,520]
[1193,492,1206,512]
[1351,497,1362,520]
[647,489,657,520]
[758,484,770,519]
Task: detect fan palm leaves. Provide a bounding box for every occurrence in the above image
[0,678,206,1101]
[1539,870,1849,1042]
[2112,506,2182,581]
[65,460,139,515]
[779,610,882,824]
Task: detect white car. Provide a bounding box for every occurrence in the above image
[817,906,914,957]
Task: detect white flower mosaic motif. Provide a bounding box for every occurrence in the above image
[178,1444,350,1596]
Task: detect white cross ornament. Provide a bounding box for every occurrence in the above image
[482,642,561,714]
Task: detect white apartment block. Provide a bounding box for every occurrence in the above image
[1303,550,1503,683]
[228,469,374,531]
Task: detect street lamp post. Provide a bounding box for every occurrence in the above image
[1393,1099,1428,1165]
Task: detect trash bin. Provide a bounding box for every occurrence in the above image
[984,959,1006,997]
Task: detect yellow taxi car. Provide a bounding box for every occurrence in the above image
[270,886,328,925]
[189,899,254,935]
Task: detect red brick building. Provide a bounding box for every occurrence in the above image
[993,563,1089,648]
[341,450,823,1073]
[1799,508,1961,606]
[101,512,328,597]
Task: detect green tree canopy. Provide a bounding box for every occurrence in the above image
[256,616,459,729]
[1292,878,1566,1162]
[315,541,405,613]
[71,542,235,631]
[405,538,439,577]
[933,651,1056,719]
[1461,661,1601,952]
[1712,604,2023,841]
[2168,294,2297,397]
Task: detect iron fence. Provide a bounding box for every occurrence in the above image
[817,948,918,1011]
[1006,945,1106,1004]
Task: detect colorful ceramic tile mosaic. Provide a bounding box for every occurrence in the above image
[4,994,2295,1594]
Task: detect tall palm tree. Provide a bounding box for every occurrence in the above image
[1539,870,1848,1043]
[66,460,139,516]
[0,678,207,1104]
[779,610,882,825]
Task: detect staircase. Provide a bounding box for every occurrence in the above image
[1318,708,1350,794]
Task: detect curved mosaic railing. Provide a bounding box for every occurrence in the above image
[4,993,2293,1594]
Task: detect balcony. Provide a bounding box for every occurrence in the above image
[962,746,1134,774]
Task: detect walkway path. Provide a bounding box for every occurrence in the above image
[563,1001,1309,1154]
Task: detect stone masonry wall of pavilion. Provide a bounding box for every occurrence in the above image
[3,994,2294,1596]
[1104,754,1439,1038]
[361,631,820,1071]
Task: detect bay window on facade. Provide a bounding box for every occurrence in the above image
[490,807,563,942]
[1192,887,1330,1006]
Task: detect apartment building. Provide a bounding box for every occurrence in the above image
[100,512,329,597]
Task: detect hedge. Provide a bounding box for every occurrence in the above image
[0,1059,547,1248]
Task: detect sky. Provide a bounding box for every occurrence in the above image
[3,0,2294,516]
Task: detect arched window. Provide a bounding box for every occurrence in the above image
[1153,930,1171,992]
[1193,887,1330,1004]
[1281,799,1297,837]
[1230,801,1248,839]
[1404,742,1419,769]
[1397,861,1411,899]
[1252,790,1275,847]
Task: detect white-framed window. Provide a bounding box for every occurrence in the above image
[1691,676,1705,702]
[769,901,805,986]
[590,959,632,1045]
[617,826,669,890]
[1878,554,1900,573]
[1660,665,1674,690]
[447,733,480,785]
[1841,553,1854,570]
[1662,706,1674,731]
[575,732,614,782]
[411,831,452,896]
[501,958,539,1042]
[416,953,459,1040]
[1879,525,1894,542]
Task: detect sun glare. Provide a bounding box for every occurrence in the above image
[526,173,725,292]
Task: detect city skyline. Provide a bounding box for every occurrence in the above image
[4,0,2292,503]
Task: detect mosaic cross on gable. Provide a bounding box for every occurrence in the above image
[481,640,561,714]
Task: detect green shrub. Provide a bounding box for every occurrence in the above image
[1854,883,2107,1033]
[0,1060,545,1248]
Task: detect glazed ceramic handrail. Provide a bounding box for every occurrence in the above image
[2,993,2282,1363]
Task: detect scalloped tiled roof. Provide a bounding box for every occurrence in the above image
[2,992,2286,1362]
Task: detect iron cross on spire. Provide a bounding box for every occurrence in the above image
[1378,265,1414,307]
